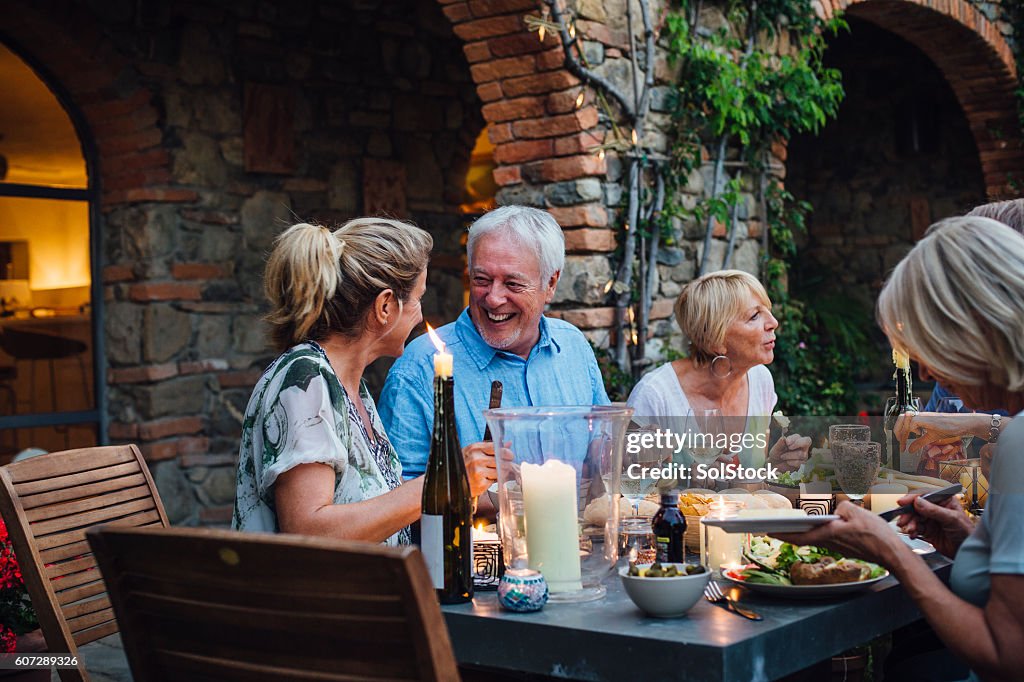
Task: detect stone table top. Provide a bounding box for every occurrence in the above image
[443,555,951,681]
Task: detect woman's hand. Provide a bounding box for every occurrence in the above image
[767,434,811,472]
[896,492,974,559]
[462,441,498,497]
[894,412,988,453]
[774,501,907,566]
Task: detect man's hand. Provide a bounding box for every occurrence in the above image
[462,441,497,497]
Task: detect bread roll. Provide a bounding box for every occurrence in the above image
[752,490,795,510]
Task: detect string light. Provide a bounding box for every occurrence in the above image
[538,25,546,42]
[598,149,606,160]
[604,279,615,294]
[575,91,585,109]
[631,129,638,145]
[568,22,576,39]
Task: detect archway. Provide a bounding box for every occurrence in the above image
[0,38,101,461]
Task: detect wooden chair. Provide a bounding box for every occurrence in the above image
[0,444,169,682]
[86,526,462,682]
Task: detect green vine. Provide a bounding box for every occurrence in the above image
[659,0,860,414]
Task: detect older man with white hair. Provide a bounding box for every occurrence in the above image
[379,205,610,479]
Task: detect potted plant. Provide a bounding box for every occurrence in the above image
[1,514,47,681]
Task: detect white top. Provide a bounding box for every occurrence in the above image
[626,363,778,467]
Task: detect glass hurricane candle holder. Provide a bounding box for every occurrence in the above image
[484,405,633,603]
[939,458,987,515]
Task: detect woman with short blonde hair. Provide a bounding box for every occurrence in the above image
[782,216,1024,680]
[234,219,495,543]
[628,269,809,473]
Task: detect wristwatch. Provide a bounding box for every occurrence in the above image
[988,414,1002,444]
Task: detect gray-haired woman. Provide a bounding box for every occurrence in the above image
[232,219,495,544]
[779,216,1024,680]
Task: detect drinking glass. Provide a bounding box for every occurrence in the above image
[619,517,658,565]
[620,425,665,516]
[833,441,881,506]
[828,424,871,447]
[686,408,726,466]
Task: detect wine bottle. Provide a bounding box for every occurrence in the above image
[652,492,686,563]
[884,349,917,473]
[421,348,473,604]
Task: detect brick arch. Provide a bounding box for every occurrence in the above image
[439,0,614,250]
[2,1,184,209]
[824,0,1022,198]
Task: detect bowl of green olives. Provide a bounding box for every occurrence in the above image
[618,562,710,618]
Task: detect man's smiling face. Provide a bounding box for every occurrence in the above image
[468,232,558,359]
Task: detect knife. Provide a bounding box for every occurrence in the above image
[481,380,503,442]
[877,483,963,522]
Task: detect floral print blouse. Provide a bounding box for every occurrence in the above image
[232,342,410,545]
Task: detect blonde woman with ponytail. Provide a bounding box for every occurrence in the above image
[233,219,497,544]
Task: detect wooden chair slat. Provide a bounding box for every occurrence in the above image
[67,606,117,634]
[0,444,169,682]
[36,509,161,551]
[124,573,405,616]
[51,566,103,592]
[25,483,152,523]
[56,577,107,606]
[11,459,139,492]
[88,526,461,682]
[46,555,99,580]
[20,473,148,510]
[64,596,111,620]
[72,619,119,647]
[32,497,155,536]
[40,539,92,565]
[153,650,385,682]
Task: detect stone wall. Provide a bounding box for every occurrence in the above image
[3,0,1020,525]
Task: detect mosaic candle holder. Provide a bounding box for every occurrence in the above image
[798,492,835,516]
[497,568,549,612]
[472,539,505,591]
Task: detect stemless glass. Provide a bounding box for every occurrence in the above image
[833,441,882,506]
[484,405,634,603]
[619,517,658,565]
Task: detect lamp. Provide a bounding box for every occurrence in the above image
[0,279,31,314]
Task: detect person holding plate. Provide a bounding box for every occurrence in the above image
[626,269,811,477]
[778,216,1024,681]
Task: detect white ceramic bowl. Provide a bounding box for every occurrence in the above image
[619,563,710,617]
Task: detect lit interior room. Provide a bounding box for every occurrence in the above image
[0,42,96,461]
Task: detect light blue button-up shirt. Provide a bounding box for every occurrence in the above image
[378,308,610,478]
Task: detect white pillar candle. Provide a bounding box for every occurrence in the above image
[800,477,831,495]
[868,478,908,514]
[700,497,745,571]
[520,460,583,593]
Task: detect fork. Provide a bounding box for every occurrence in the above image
[704,581,762,620]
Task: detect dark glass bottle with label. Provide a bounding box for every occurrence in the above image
[884,350,917,473]
[652,492,686,563]
[421,363,473,604]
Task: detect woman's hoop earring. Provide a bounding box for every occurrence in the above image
[710,355,733,378]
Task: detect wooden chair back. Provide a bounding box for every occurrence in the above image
[0,444,169,682]
[86,526,461,682]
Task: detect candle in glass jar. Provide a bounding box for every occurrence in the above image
[520,460,582,593]
[700,497,745,571]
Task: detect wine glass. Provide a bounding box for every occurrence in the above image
[686,408,726,466]
[832,441,881,506]
[620,425,665,516]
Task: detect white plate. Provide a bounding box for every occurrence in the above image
[722,567,890,598]
[900,535,936,556]
[700,515,839,534]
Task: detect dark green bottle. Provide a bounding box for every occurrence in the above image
[421,368,473,604]
[652,492,686,563]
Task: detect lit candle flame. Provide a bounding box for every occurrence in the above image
[628,546,638,564]
[426,323,446,354]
